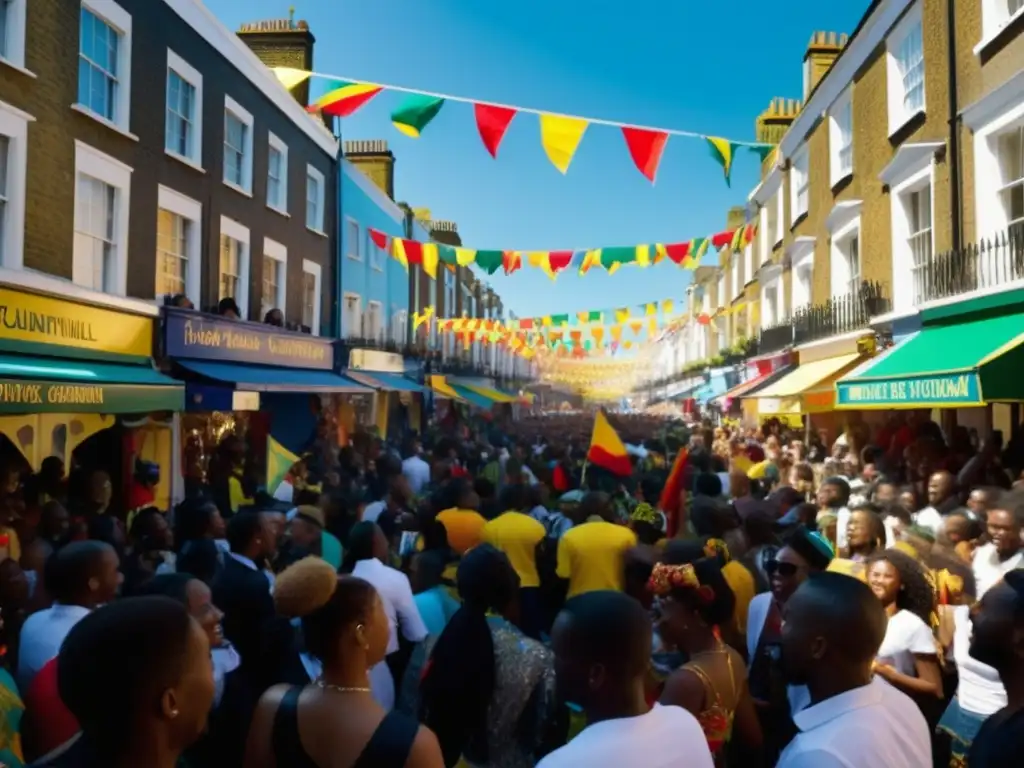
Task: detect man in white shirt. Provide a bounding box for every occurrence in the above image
[401,439,431,496]
[778,572,931,767]
[538,590,713,768]
[350,521,428,711]
[17,540,122,689]
[915,470,959,537]
[972,507,1024,597]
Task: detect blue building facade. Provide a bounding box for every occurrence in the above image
[338,157,412,344]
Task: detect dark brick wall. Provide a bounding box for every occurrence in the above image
[0,0,337,333]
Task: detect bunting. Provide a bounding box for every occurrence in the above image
[273,68,775,185]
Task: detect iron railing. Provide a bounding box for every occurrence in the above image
[793,281,889,346]
[913,227,1024,305]
[757,322,794,356]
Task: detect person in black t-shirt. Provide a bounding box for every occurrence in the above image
[967,568,1024,767]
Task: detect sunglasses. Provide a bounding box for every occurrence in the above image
[765,559,801,578]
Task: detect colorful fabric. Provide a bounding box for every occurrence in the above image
[706,136,738,186]
[539,114,588,173]
[391,94,445,137]
[313,80,383,117]
[0,668,23,767]
[587,411,632,476]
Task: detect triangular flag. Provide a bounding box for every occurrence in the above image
[503,251,522,275]
[622,127,668,183]
[706,137,739,186]
[271,67,313,91]
[591,327,605,346]
[662,242,691,265]
[629,320,644,336]
[539,114,588,173]
[391,239,409,269]
[579,249,601,275]
[610,324,623,341]
[437,245,458,265]
[391,94,445,138]
[400,239,423,265]
[454,248,477,267]
[615,308,632,324]
[661,299,675,315]
[474,103,517,158]
[315,80,383,118]
[368,228,389,251]
[475,250,504,275]
[748,144,776,162]
[421,243,439,279]
[711,229,734,251]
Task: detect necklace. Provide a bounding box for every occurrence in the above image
[314,678,372,694]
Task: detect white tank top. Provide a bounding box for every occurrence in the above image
[952,604,1007,716]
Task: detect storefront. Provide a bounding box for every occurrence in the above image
[835,296,1024,417]
[0,285,183,509]
[161,308,370,496]
[750,336,877,434]
[716,353,794,425]
[344,348,426,438]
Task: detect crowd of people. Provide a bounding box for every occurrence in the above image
[0,409,1023,767]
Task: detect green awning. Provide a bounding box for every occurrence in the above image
[0,353,184,413]
[835,312,1024,409]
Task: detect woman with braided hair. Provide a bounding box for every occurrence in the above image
[652,559,762,765]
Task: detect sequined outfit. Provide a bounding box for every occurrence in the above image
[460,616,558,768]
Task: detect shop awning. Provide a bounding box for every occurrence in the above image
[0,353,184,413]
[450,385,497,409]
[754,353,863,400]
[345,371,425,393]
[459,383,517,403]
[667,381,703,402]
[176,360,371,393]
[713,365,795,408]
[835,312,1024,408]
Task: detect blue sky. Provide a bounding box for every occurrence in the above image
[206,0,869,319]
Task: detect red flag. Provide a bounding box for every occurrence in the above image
[502,251,522,275]
[548,250,574,273]
[622,127,668,183]
[711,229,734,251]
[474,104,517,158]
[401,239,423,265]
[660,448,689,537]
[663,242,691,264]
[368,228,389,250]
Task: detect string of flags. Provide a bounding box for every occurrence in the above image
[367,221,760,280]
[271,67,776,186]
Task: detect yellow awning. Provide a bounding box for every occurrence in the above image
[754,353,863,399]
[428,375,465,402]
[461,383,517,403]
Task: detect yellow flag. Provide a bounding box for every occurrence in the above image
[454,248,477,267]
[539,114,588,173]
[580,249,601,275]
[645,303,657,316]
[662,299,674,315]
[421,244,439,280]
[615,307,631,324]
[648,317,658,336]
[607,262,621,276]
[635,244,652,267]
[271,67,313,91]
[392,239,409,269]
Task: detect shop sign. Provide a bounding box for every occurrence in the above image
[0,379,182,414]
[0,287,153,357]
[348,348,405,373]
[164,310,334,370]
[835,372,981,407]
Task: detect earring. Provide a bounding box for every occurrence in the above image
[169,708,180,718]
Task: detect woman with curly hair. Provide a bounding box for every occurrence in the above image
[866,549,943,700]
[244,557,443,768]
[652,559,762,765]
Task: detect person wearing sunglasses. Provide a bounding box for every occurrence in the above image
[745,527,834,764]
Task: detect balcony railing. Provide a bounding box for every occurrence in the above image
[793,281,889,346]
[757,321,794,356]
[913,227,1024,305]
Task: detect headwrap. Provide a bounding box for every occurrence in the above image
[703,537,731,563]
[647,563,715,604]
[630,502,659,526]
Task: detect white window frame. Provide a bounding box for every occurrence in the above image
[978,0,1024,55]
[369,227,383,272]
[885,151,934,315]
[71,140,131,295]
[0,0,28,72]
[758,206,769,267]
[0,100,31,270]
[223,95,253,195]
[830,217,862,301]
[165,49,204,170]
[266,131,288,215]
[262,236,287,317]
[790,146,809,223]
[75,0,133,138]
[219,215,250,319]
[306,164,326,234]
[787,237,815,314]
[829,87,854,186]
[342,292,362,338]
[885,1,925,137]
[156,185,201,302]
[774,191,784,245]
[965,69,1024,251]
[301,258,322,336]
[367,300,383,342]
[345,217,361,261]
[743,241,753,285]
[393,309,408,345]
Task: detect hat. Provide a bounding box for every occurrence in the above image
[785,525,834,570]
[290,505,325,528]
